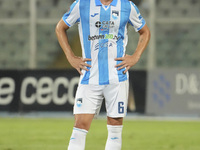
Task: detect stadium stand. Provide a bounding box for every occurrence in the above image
[156,23,200,67]
[0,0,199,69]
[0,0,29,18]
[0,24,29,69]
[37,0,71,18]
[156,0,200,18]
[36,25,60,68]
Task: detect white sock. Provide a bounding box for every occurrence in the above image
[105,125,123,150]
[68,127,88,150]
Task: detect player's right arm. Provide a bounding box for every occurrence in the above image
[55,20,91,75]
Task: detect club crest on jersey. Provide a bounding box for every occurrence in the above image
[112,10,119,20]
[76,98,83,107]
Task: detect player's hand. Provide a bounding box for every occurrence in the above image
[68,56,92,75]
[115,54,140,74]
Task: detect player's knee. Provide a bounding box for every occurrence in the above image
[107,117,123,125]
[74,114,94,130]
[74,123,88,130]
[74,120,90,130]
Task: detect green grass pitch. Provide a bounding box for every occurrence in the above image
[0,117,200,150]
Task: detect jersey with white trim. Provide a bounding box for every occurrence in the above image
[62,0,146,85]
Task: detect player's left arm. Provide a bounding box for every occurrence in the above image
[115,24,150,73]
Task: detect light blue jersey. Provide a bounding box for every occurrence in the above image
[62,0,146,85]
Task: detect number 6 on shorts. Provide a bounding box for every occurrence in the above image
[118,102,124,114]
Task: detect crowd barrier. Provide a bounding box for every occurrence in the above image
[0,70,146,113]
[1,69,200,116]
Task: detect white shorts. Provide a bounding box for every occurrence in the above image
[74,80,129,118]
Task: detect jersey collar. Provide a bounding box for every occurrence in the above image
[95,0,118,6]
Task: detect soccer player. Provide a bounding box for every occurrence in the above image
[56,0,150,149]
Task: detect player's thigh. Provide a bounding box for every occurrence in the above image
[103,80,129,118]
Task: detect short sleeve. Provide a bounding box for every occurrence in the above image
[129,2,146,32]
[62,0,80,27]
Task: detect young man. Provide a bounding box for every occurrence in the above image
[56,0,150,149]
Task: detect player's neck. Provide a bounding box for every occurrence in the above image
[100,0,113,6]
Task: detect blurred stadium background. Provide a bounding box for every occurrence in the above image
[0,0,200,150]
[0,0,200,115]
[0,0,200,69]
[1,0,200,116]
[0,0,200,149]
